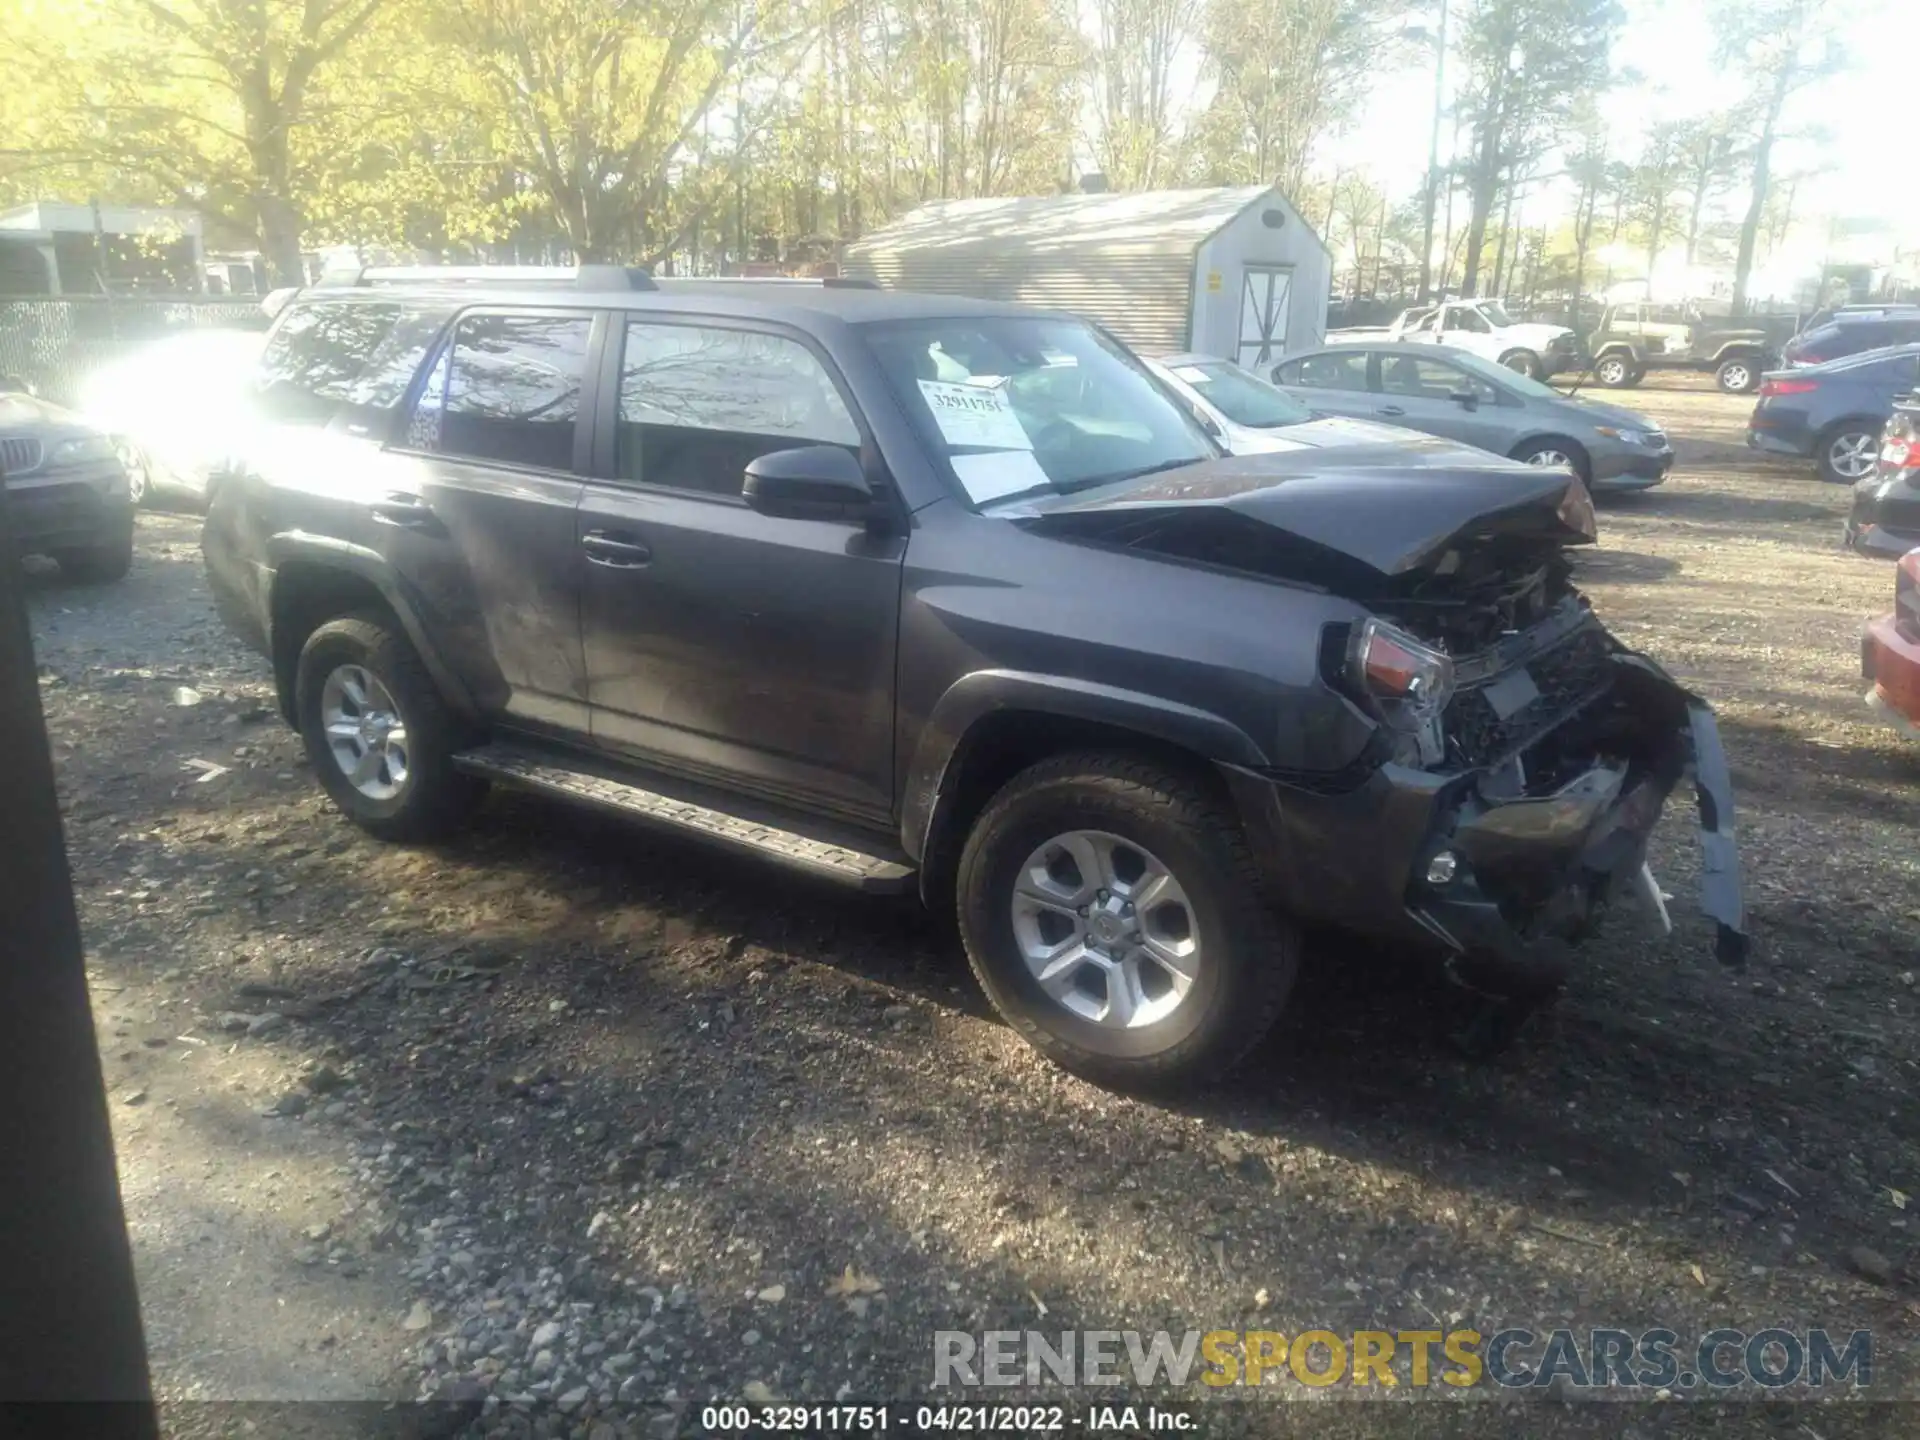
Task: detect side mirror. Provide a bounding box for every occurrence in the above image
[743,444,872,520]
[1449,388,1481,411]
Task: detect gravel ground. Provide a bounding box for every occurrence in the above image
[29,377,1920,1435]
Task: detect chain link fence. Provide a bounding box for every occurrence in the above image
[0,297,267,405]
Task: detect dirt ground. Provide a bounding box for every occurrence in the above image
[27,374,1920,1435]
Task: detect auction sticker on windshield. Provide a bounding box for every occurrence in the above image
[917,380,1033,451]
[951,450,1050,505]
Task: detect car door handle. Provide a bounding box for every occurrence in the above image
[580,529,651,568]
[1375,405,1407,417]
[369,494,435,527]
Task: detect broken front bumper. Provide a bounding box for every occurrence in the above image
[1224,651,1747,992]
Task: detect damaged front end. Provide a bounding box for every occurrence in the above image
[1404,637,1748,997]
[1021,450,1746,997]
[1339,567,1747,997]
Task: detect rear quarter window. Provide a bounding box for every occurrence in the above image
[255,300,449,425]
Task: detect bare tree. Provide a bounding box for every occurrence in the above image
[1088,0,1202,189]
[1191,0,1402,195]
[1452,0,1619,296]
[1676,117,1739,265]
[1711,0,1845,312]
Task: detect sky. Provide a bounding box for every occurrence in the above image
[1318,0,1920,280]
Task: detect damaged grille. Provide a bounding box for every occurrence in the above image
[1444,623,1615,768]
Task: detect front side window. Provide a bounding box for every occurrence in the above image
[1478,299,1516,327]
[863,315,1213,507]
[617,321,859,495]
[1380,353,1500,403]
[409,312,592,470]
[1279,351,1369,392]
[1444,308,1491,334]
[1168,359,1311,430]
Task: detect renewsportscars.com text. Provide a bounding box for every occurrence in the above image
[933,1327,1872,1391]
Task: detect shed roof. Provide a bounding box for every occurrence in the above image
[847,186,1307,259]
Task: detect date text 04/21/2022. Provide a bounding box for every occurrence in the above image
[697,1403,1193,1432]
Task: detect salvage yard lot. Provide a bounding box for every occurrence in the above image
[30,375,1920,1432]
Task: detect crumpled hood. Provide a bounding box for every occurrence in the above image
[1014,448,1596,577]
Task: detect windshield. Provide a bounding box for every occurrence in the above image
[863,316,1215,506]
[1476,299,1516,327]
[1168,359,1312,429]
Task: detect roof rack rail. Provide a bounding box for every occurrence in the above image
[649,275,879,290]
[313,263,657,292]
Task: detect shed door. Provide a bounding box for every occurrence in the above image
[1237,266,1293,369]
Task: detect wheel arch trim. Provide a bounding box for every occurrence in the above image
[264,531,479,724]
[900,669,1269,865]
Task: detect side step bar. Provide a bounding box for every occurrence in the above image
[452,742,917,894]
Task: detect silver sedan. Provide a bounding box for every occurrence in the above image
[1270,342,1674,491]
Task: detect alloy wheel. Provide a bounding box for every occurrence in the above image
[319,663,411,801]
[1827,432,1879,481]
[1525,448,1574,470]
[1597,358,1628,385]
[1008,829,1201,1029]
[1720,363,1752,392]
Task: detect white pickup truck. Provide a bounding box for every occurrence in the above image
[1327,298,1580,380]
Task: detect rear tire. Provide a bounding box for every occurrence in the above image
[294,612,484,841]
[1815,423,1881,485]
[1593,354,1638,388]
[53,530,134,584]
[1715,356,1761,394]
[955,752,1298,1092]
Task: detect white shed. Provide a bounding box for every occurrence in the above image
[843,185,1330,367]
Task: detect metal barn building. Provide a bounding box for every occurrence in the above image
[843,185,1330,367]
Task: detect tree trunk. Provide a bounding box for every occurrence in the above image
[1733,61,1794,317]
[1645,187,1666,277]
[1489,177,1516,297]
[1683,139,1715,265]
[1458,52,1510,298]
[256,193,306,287]
[1459,138,1502,295]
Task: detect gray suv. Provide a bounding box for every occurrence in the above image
[1,384,136,581]
[203,270,1744,1088]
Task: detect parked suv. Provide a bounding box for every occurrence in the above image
[1783,309,1920,368]
[203,270,1745,1087]
[1,383,136,581]
[1583,301,1792,393]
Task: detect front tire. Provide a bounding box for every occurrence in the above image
[1715,356,1760,393]
[1512,436,1592,486]
[295,612,483,841]
[1498,349,1543,380]
[1593,354,1638,388]
[53,529,134,584]
[955,752,1298,1091]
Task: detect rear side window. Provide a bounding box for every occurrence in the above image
[1278,351,1370,392]
[255,300,448,426]
[407,312,593,470]
[616,320,858,496]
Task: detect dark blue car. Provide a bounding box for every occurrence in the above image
[1747,344,1920,483]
